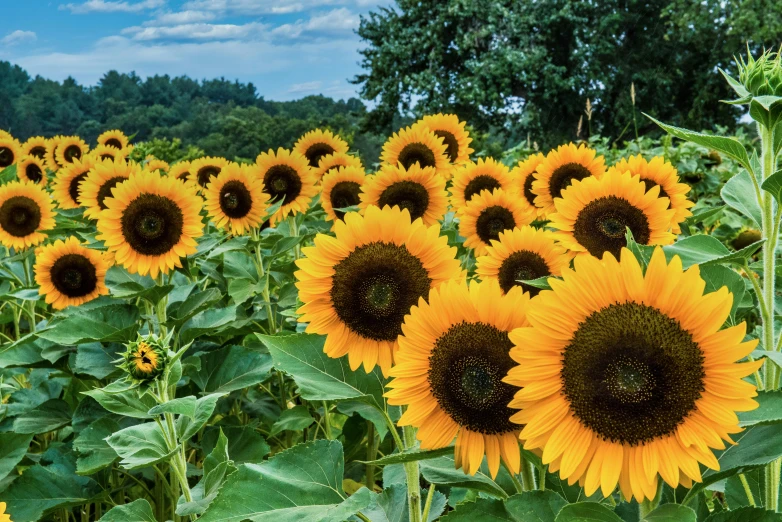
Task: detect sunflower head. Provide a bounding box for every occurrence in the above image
[256,147,318,224]
[532,143,606,215]
[320,165,366,222]
[34,236,110,309]
[413,114,473,176]
[145,157,170,174]
[96,170,204,278]
[80,158,141,219]
[0,136,21,169]
[293,129,350,168]
[55,136,89,167]
[511,153,547,218]
[191,156,229,188]
[549,169,676,260]
[16,155,48,186]
[120,333,169,383]
[0,180,56,251]
[98,129,130,150]
[458,188,535,257]
[313,151,363,181]
[22,136,48,161]
[507,248,762,501]
[386,279,528,477]
[295,204,462,376]
[45,135,64,171]
[381,125,450,177]
[89,144,129,163]
[52,155,98,209]
[360,163,448,226]
[450,157,515,212]
[204,162,270,235]
[167,161,192,182]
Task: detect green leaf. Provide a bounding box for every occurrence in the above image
[106,421,178,470]
[12,399,71,434]
[73,417,120,475]
[269,405,315,436]
[719,69,751,100]
[167,286,223,324]
[177,429,236,516]
[202,426,270,464]
[761,170,782,205]
[187,345,273,394]
[420,456,508,498]
[503,491,569,522]
[642,504,696,522]
[261,333,386,409]
[38,303,140,344]
[554,502,623,522]
[148,396,197,418]
[739,390,782,427]
[364,484,446,522]
[645,115,751,171]
[520,276,553,290]
[360,447,454,466]
[0,164,18,183]
[721,170,762,228]
[703,507,782,521]
[625,228,654,269]
[177,393,225,441]
[440,497,511,521]
[98,499,157,522]
[73,342,124,379]
[749,96,782,129]
[200,440,373,522]
[337,400,390,440]
[0,433,33,481]
[699,265,746,319]
[663,234,762,269]
[83,386,157,419]
[105,267,174,304]
[0,334,49,367]
[179,305,243,344]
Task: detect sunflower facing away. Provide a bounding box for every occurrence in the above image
[381,125,450,177]
[34,236,110,309]
[386,279,528,477]
[532,143,606,216]
[293,129,350,168]
[295,205,462,376]
[549,169,676,260]
[168,161,192,182]
[52,155,99,209]
[0,180,56,251]
[458,188,535,256]
[145,157,170,174]
[476,226,572,297]
[506,248,761,501]
[191,156,229,188]
[313,152,363,181]
[90,144,129,163]
[511,153,547,218]
[80,158,141,219]
[360,163,448,226]
[607,155,694,234]
[256,147,318,224]
[413,114,473,177]
[0,136,21,169]
[98,129,129,150]
[204,162,270,235]
[55,136,89,167]
[450,158,515,212]
[45,135,64,171]
[320,165,366,222]
[22,136,48,160]
[96,170,204,278]
[16,155,48,185]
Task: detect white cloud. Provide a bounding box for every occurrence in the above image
[272,8,359,40]
[181,0,377,15]
[144,10,217,26]
[1,30,37,46]
[60,0,166,14]
[288,80,322,93]
[123,22,267,41]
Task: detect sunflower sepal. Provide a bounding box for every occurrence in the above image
[117,332,172,386]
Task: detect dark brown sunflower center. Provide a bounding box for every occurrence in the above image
[121,194,184,256]
[100,154,115,161]
[464,175,501,202]
[0,147,15,168]
[397,143,436,169]
[63,145,82,163]
[50,253,98,298]
[96,177,126,210]
[476,205,516,244]
[378,180,430,221]
[29,146,46,159]
[25,163,43,183]
[68,172,88,205]
[177,170,190,181]
[219,180,253,219]
[329,181,361,220]
[549,163,591,199]
[523,174,536,206]
[498,250,550,296]
[572,196,650,259]
[263,164,302,205]
[561,302,704,445]
[305,143,336,168]
[0,196,41,237]
[197,166,221,187]
[429,321,518,435]
[330,242,431,341]
[105,138,123,149]
[642,179,670,206]
[434,130,459,162]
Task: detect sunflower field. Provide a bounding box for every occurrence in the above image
[0,51,782,522]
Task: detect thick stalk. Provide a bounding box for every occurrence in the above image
[253,238,277,333]
[402,425,422,522]
[520,458,536,491]
[365,422,377,490]
[421,486,436,522]
[288,215,301,260]
[22,255,36,331]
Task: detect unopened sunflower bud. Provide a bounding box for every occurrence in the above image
[738,48,782,97]
[120,333,168,383]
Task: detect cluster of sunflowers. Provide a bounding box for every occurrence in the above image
[0,113,760,507]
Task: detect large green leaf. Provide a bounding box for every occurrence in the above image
[179,305,243,344]
[177,429,237,516]
[361,447,454,466]
[12,398,71,434]
[105,267,174,304]
[0,334,51,367]
[98,499,157,522]
[761,170,782,206]
[440,498,512,521]
[642,504,696,522]
[362,484,446,522]
[73,417,120,475]
[201,425,270,464]
[721,170,762,228]
[663,235,761,269]
[420,456,508,498]
[260,333,386,409]
[0,433,32,481]
[739,391,782,427]
[37,302,140,345]
[106,421,178,470]
[554,502,623,522]
[83,385,157,419]
[269,405,315,436]
[176,393,225,441]
[187,345,273,394]
[200,440,373,522]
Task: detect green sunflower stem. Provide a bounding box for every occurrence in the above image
[520,458,536,491]
[22,252,36,332]
[155,273,168,337]
[252,228,277,333]
[288,215,301,260]
[402,425,423,522]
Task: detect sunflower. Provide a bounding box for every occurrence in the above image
[476,226,572,297]
[0,130,10,139]
[607,155,694,234]
[90,144,129,163]
[507,247,762,501]
[0,136,21,169]
[34,236,110,309]
[22,136,48,160]
[386,279,528,477]
[45,135,64,171]
[16,155,48,186]
[313,152,363,181]
[98,129,129,150]
[511,153,547,218]
[532,143,606,216]
[381,125,450,177]
[51,155,99,209]
[0,501,11,522]
[458,188,535,256]
[55,136,89,167]
[80,158,141,219]
[295,205,462,376]
[96,170,204,278]
[0,180,56,251]
[190,156,229,188]
[145,157,170,174]
[168,161,192,182]
[320,165,366,222]
[413,113,473,178]
[549,169,676,260]
[360,163,448,226]
[204,162,269,235]
[293,129,350,168]
[256,147,318,224]
[121,334,168,384]
[450,158,515,212]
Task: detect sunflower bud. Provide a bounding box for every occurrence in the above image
[737,48,782,97]
[120,333,168,383]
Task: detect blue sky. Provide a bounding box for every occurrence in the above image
[0,0,389,101]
